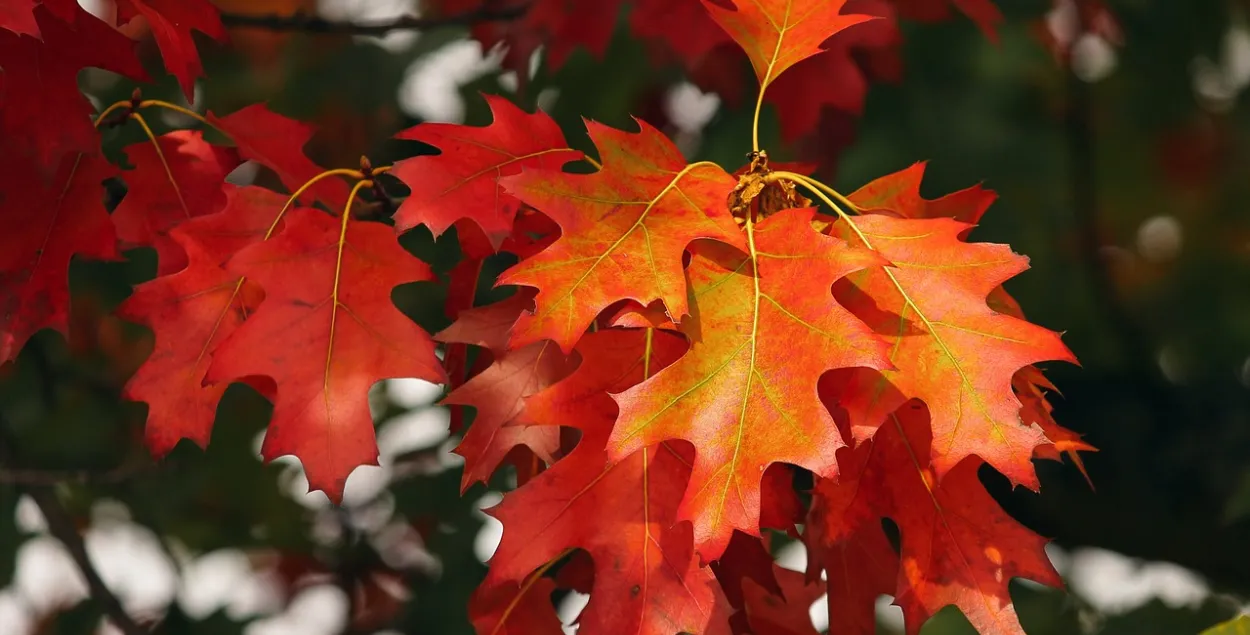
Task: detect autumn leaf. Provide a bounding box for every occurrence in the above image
[807,402,1061,635]
[702,0,875,92]
[893,0,1002,42]
[436,295,578,492]
[206,208,446,501]
[804,437,897,635]
[0,154,120,364]
[118,230,263,456]
[117,184,287,453]
[469,577,564,635]
[848,161,996,224]
[486,329,733,635]
[173,184,290,265]
[742,566,825,635]
[610,208,891,561]
[763,0,900,140]
[114,0,226,100]
[499,117,747,353]
[827,212,1075,489]
[113,130,241,274]
[208,104,349,207]
[0,0,39,37]
[392,94,582,248]
[0,1,145,173]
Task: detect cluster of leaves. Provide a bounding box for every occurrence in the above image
[0,0,1096,633]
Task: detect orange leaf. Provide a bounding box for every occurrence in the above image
[828,212,1076,489]
[610,208,891,561]
[702,0,876,91]
[486,329,733,635]
[500,118,746,353]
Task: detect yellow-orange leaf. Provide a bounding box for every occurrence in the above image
[610,208,890,561]
[499,118,747,354]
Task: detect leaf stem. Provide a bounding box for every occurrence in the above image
[751,85,766,153]
[768,171,861,213]
[266,168,364,239]
[131,112,194,220]
[773,171,875,248]
[139,99,214,129]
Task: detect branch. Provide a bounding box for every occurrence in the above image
[0,462,149,486]
[218,6,528,36]
[0,416,149,635]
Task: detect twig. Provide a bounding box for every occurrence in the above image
[0,462,149,486]
[0,415,149,635]
[218,6,528,36]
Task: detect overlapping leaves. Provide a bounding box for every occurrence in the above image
[0,0,1088,634]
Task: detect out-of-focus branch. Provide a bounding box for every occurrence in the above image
[0,414,148,635]
[0,462,149,486]
[218,6,528,36]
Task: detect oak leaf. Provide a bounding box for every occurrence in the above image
[828,212,1076,489]
[114,0,226,100]
[118,230,263,456]
[486,329,733,635]
[206,209,446,501]
[1,155,121,364]
[0,1,38,37]
[610,208,891,561]
[702,0,875,92]
[0,1,145,173]
[113,130,241,274]
[208,104,349,207]
[469,577,564,635]
[392,94,581,248]
[742,566,825,635]
[436,295,578,492]
[806,402,1061,635]
[499,118,746,353]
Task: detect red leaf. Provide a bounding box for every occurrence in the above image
[499,118,746,353]
[113,130,241,274]
[392,94,581,248]
[1,154,120,364]
[173,184,289,266]
[437,297,578,491]
[610,209,891,561]
[807,403,1061,635]
[115,0,226,100]
[118,231,263,456]
[0,2,145,173]
[0,1,39,37]
[763,0,901,140]
[206,209,446,501]
[893,0,1002,42]
[469,577,564,635]
[207,104,349,208]
[486,329,733,635]
[742,566,825,635]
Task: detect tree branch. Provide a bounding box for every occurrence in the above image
[0,462,149,486]
[218,6,528,36]
[0,416,149,635]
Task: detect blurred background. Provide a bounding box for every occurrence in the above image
[3,0,1250,633]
